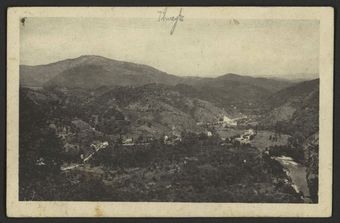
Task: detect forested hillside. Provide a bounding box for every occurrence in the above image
[19,56,319,203]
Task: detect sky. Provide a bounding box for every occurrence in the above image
[20,11,320,79]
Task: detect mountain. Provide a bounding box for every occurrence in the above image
[20,55,182,88]
[263,79,319,109]
[260,79,319,137]
[177,74,293,113]
[200,73,293,92]
[21,55,294,91]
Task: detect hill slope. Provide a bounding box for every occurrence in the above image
[200,73,292,92]
[85,84,236,137]
[176,74,292,112]
[260,79,319,137]
[21,84,236,138]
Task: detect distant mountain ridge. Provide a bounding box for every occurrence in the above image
[21,55,294,90]
[204,73,293,92]
[21,55,309,114]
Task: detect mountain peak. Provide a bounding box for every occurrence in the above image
[216,73,252,80]
[223,73,242,77]
[76,54,111,60]
[218,73,243,78]
[72,55,116,64]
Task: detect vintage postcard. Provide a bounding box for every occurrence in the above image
[7,7,333,217]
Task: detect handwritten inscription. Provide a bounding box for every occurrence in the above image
[157,7,184,35]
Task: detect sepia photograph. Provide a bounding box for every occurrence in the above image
[6,7,333,217]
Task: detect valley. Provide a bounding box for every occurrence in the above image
[19,56,319,203]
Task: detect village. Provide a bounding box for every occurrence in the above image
[54,113,262,173]
[105,114,258,147]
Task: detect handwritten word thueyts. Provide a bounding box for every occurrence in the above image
[157,8,184,35]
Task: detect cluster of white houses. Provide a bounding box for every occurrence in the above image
[217,115,238,127]
[196,115,248,128]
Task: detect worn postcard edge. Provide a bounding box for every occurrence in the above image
[6,7,334,218]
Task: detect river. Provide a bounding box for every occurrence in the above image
[274,156,312,203]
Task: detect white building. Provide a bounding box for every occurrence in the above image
[222,115,237,126]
